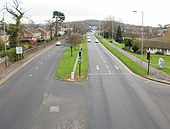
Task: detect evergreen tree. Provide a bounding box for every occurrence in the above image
[115,25,123,43]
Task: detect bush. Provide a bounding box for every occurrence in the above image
[7,48,18,62]
[45,38,51,42]
[124,37,133,47]
[103,31,109,39]
[0,50,7,58]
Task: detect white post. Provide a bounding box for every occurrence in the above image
[71,72,74,80]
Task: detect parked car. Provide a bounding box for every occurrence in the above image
[56,42,61,46]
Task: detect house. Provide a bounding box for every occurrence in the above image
[35,27,50,39]
[21,28,41,40]
[144,37,170,56]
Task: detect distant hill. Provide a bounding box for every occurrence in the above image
[69,19,99,27]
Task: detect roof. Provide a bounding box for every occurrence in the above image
[144,37,170,49]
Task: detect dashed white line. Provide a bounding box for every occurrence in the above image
[108,70,111,74]
[105,64,109,69]
[103,60,106,63]
[114,65,119,70]
[36,67,39,70]
[41,62,43,64]
[29,74,32,77]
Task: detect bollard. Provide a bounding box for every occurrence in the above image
[71,72,74,80]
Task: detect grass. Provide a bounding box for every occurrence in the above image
[104,38,170,74]
[96,35,148,75]
[55,45,80,79]
[55,35,88,81]
[75,36,88,81]
[125,49,170,74]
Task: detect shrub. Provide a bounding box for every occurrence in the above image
[124,37,133,47]
[103,31,109,39]
[0,50,7,58]
[7,48,18,62]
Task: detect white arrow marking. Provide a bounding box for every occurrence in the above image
[96,65,100,70]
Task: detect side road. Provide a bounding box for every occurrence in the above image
[0,40,59,85]
[102,37,170,84]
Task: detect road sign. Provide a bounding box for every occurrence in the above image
[159,58,164,69]
[16,47,23,54]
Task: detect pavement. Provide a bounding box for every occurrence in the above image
[87,34,170,129]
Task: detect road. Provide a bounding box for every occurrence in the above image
[87,34,170,129]
[0,44,88,129]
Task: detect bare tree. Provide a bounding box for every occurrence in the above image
[65,33,82,57]
[5,0,26,47]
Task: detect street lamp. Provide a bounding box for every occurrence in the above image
[133,10,144,61]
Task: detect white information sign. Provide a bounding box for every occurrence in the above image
[16,47,23,54]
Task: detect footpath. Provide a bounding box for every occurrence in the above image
[102,38,170,84]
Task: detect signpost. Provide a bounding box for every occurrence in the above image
[159,58,164,69]
[147,51,151,75]
[16,47,23,60]
[78,48,82,76]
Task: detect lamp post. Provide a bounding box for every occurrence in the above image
[98,20,100,36]
[133,10,144,61]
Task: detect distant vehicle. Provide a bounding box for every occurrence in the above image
[56,42,61,46]
[95,39,99,43]
[87,39,91,42]
[87,36,90,39]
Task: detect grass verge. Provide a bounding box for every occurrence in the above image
[55,35,88,81]
[96,36,148,75]
[55,45,80,79]
[75,36,88,81]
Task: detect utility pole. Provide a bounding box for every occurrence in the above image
[133,10,144,62]
[99,20,100,36]
[3,12,6,51]
[2,12,8,67]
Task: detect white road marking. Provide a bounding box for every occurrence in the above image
[103,60,106,63]
[41,62,43,64]
[96,65,100,70]
[108,70,111,74]
[29,74,32,77]
[105,64,109,69]
[114,65,119,70]
[49,106,60,112]
[36,67,39,70]
[45,58,47,60]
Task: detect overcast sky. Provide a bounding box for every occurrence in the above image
[0,0,169,27]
